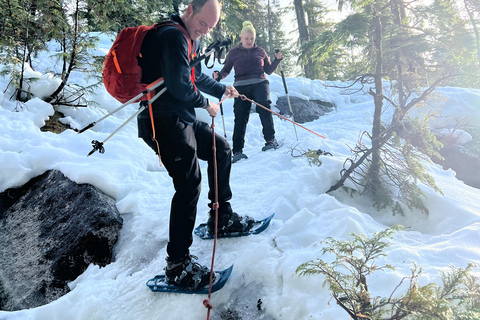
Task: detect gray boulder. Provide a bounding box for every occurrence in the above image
[438,145,480,189]
[275,96,335,123]
[0,170,123,311]
[394,122,480,190]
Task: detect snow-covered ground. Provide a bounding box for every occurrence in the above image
[1,34,480,320]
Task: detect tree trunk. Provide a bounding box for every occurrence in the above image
[391,0,405,109]
[172,0,180,15]
[293,0,309,43]
[29,0,37,16]
[464,0,480,66]
[365,4,384,195]
[305,0,316,27]
[17,11,29,101]
[293,0,314,78]
[45,0,79,104]
[267,0,272,52]
[327,148,375,193]
[5,0,20,59]
[212,0,223,42]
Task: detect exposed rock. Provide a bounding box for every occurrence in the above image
[275,96,335,124]
[437,145,480,189]
[395,122,480,190]
[0,170,123,311]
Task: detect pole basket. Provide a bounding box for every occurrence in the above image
[87,140,105,157]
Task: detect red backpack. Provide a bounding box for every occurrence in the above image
[102,21,194,104]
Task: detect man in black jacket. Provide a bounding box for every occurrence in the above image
[137,0,254,290]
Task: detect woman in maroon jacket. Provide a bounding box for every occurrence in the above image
[214,21,283,163]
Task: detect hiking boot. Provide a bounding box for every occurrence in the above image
[262,139,280,151]
[207,210,255,235]
[165,254,211,291]
[232,151,248,163]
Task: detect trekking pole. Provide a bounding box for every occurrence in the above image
[214,70,227,139]
[87,87,167,156]
[276,50,298,141]
[240,95,326,139]
[203,116,219,320]
[77,79,165,134]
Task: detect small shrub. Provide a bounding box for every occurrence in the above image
[296,227,480,319]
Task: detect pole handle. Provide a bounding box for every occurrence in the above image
[76,122,95,134]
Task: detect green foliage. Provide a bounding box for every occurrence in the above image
[301,0,477,84]
[325,113,444,216]
[389,118,443,214]
[82,0,187,32]
[0,0,293,104]
[0,0,105,103]
[296,228,480,320]
[293,147,333,167]
[298,11,372,79]
[365,117,444,216]
[305,149,324,166]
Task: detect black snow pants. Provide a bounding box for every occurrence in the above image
[232,80,275,154]
[138,115,233,260]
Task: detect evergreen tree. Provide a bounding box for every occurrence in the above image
[325,0,473,215]
[82,0,187,32]
[0,0,57,100]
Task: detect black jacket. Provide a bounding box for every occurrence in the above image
[138,15,226,125]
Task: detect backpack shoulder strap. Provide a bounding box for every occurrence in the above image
[145,21,197,166]
[153,21,194,61]
[153,20,197,92]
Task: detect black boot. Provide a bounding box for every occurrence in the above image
[232,151,248,163]
[207,204,255,235]
[262,139,280,151]
[165,254,211,291]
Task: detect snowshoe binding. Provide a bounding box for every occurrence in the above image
[196,213,275,240]
[164,254,211,291]
[207,210,255,236]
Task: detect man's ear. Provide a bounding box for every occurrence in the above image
[185,4,193,18]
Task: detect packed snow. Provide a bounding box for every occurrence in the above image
[1,33,480,320]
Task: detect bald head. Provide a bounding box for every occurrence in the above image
[182,0,221,40]
[191,0,219,14]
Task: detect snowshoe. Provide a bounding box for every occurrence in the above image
[147,265,233,294]
[195,213,275,240]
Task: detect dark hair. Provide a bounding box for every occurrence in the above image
[191,0,211,14]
